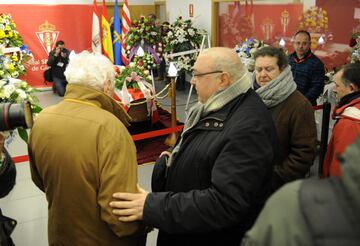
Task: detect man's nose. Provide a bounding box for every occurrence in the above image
[260,70,267,77]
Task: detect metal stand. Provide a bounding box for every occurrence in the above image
[318,102,331,176]
[165,76,178,146]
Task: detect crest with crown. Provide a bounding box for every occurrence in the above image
[35,20,59,55]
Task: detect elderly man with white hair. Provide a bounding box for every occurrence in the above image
[28,51,146,246]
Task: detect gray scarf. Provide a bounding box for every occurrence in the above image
[252,65,297,108]
[167,71,251,166]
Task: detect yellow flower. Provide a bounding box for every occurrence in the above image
[11,55,18,62]
[0,92,5,100]
[6,63,15,72]
[4,25,11,31]
[7,31,13,38]
[0,30,5,39]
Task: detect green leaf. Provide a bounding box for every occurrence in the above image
[17,127,28,143]
[31,104,42,114]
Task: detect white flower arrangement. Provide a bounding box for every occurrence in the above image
[0,13,32,80]
[164,16,205,71]
[351,33,360,63]
[236,38,268,72]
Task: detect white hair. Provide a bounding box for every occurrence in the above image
[64,51,115,91]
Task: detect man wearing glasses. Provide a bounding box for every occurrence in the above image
[110,47,278,245]
[289,30,325,105]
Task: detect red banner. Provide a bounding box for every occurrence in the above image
[219,3,303,48]
[218,1,359,70]
[1,4,92,87]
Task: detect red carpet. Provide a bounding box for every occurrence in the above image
[128,107,183,165]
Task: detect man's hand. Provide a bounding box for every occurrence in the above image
[110,185,149,222]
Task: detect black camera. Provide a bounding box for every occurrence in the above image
[0,101,33,131]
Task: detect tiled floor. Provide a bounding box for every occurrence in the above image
[0,81,197,246]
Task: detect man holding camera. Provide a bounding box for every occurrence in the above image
[47,40,70,97]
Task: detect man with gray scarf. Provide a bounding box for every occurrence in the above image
[253,46,317,192]
[110,47,278,245]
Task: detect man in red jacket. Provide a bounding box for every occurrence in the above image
[323,63,360,177]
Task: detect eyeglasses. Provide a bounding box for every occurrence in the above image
[192,70,223,78]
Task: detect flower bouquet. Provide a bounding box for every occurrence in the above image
[298,6,331,50]
[132,52,158,71]
[350,33,360,63]
[163,16,205,71]
[114,64,156,122]
[0,13,32,79]
[236,38,267,72]
[114,63,152,90]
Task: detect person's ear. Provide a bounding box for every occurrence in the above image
[349,83,359,93]
[219,72,231,89]
[103,80,112,95]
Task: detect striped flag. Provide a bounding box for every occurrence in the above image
[121,0,131,65]
[101,0,114,62]
[91,0,101,53]
[113,0,122,65]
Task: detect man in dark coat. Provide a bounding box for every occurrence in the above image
[289,30,325,105]
[110,47,278,246]
[47,40,70,97]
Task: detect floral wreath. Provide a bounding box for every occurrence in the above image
[0,13,32,79]
[164,16,205,71]
[115,63,152,90]
[131,52,157,71]
[125,16,162,64]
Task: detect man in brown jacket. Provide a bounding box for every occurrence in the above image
[28,51,146,245]
[252,46,317,192]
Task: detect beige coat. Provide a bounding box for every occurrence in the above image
[29,84,145,246]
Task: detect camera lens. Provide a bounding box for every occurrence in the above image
[0,102,33,131]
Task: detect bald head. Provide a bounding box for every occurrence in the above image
[191,47,248,103]
[199,47,247,83]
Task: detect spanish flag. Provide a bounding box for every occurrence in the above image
[101,0,114,62]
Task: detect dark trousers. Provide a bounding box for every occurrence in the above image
[53,77,68,97]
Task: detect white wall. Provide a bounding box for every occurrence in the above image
[0,0,154,5]
[167,0,212,34]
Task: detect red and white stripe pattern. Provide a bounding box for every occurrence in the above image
[121,0,131,65]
